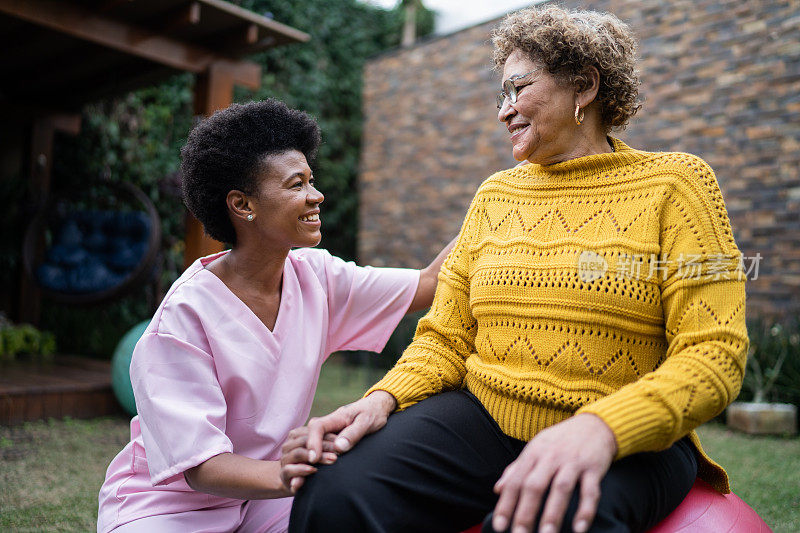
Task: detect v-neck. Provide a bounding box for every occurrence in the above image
[199,251,294,343]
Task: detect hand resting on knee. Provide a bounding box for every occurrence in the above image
[281,390,397,493]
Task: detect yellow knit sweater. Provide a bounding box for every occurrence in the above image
[368,138,748,493]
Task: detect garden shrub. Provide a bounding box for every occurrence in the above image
[0,319,56,363]
[741,318,800,407]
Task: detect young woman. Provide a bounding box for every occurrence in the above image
[97,99,453,532]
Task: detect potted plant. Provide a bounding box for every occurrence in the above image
[727,322,798,435]
[0,314,56,364]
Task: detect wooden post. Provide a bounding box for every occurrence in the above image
[183,62,239,269]
[401,0,418,48]
[18,114,81,325]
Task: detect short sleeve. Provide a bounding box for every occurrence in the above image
[131,332,233,486]
[316,251,419,354]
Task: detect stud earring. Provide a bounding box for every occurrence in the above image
[246,214,254,221]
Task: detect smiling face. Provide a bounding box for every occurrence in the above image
[497,49,580,164]
[247,149,324,250]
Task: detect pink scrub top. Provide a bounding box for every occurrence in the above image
[97,248,419,532]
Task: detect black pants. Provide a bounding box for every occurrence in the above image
[289,390,697,533]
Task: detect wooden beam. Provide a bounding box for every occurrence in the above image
[245,23,259,45]
[189,2,202,25]
[160,2,201,33]
[50,114,81,135]
[183,61,236,269]
[29,114,81,195]
[193,62,236,116]
[183,214,225,270]
[217,23,275,53]
[198,0,310,43]
[0,0,261,89]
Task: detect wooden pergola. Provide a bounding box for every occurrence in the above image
[0,0,309,324]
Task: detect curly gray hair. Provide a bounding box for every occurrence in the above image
[491,5,641,130]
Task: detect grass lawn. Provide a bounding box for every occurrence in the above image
[695,423,800,531]
[1,360,798,531]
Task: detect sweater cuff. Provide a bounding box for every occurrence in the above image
[576,387,672,459]
[365,370,433,411]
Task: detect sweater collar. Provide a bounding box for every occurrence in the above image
[512,137,652,183]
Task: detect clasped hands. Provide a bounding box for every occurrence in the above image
[280,390,396,494]
[280,392,617,533]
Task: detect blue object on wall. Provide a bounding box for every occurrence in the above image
[111,320,150,416]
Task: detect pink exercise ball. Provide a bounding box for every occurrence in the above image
[648,478,771,532]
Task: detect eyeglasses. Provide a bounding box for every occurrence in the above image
[495,68,542,109]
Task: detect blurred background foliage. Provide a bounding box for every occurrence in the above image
[739,319,800,408]
[0,319,56,363]
[6,0,433,357]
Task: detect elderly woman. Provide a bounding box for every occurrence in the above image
[96,99,453,532]
[287,6,748,533]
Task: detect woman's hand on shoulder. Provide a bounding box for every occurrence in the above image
[305,390,397,459]
[280,427,339,494]
[492,413,618,533]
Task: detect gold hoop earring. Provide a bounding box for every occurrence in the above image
[574,103,584,125]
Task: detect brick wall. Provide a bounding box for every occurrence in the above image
[357,0,800,317]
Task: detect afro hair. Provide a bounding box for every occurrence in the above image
[180,99,321,244]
